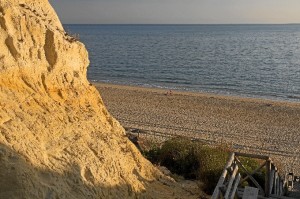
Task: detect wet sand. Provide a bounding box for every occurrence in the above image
[95,83,300,175]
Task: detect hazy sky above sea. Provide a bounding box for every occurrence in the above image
[49,0,300,24]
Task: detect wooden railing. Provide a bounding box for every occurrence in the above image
[125,128,296,198]
[212,152,289,199]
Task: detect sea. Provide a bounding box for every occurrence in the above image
[65,24,300,102]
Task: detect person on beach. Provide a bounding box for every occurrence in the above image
[165,90,173,96]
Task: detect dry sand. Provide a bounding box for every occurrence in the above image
[95,83,300,175]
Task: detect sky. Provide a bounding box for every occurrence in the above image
[49,0,300,24]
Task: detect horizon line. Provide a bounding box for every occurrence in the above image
[63,23,300,25]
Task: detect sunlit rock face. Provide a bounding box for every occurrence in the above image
[0,0,196,198]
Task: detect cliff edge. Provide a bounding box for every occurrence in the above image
[0,0,198,198]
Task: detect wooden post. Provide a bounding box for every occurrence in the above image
[275,171,279,195]
[265,159,272,197]
[279,179,283,196]
[269,164,275,194]
[287,172,294,191]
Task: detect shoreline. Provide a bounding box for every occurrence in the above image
[94,82,300,106]
[95,82,300,175]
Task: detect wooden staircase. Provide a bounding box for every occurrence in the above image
[212,152,300,199]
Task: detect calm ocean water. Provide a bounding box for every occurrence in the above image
[65,24,300,102]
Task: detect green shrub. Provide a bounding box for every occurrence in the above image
[141,137,264,195]
[159,138,199,179]
[142,146,161,164]
[195,144,230,193]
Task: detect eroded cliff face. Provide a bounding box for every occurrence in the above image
[0,0,198,198]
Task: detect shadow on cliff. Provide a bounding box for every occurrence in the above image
[0,143,155,199]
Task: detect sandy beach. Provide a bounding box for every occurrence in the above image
[95,83,300,175]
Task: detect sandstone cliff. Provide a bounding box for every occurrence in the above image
[0,0,198,198]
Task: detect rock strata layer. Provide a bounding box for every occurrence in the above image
[0,0,198,198]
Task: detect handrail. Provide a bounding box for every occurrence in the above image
[212,152,289,199]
